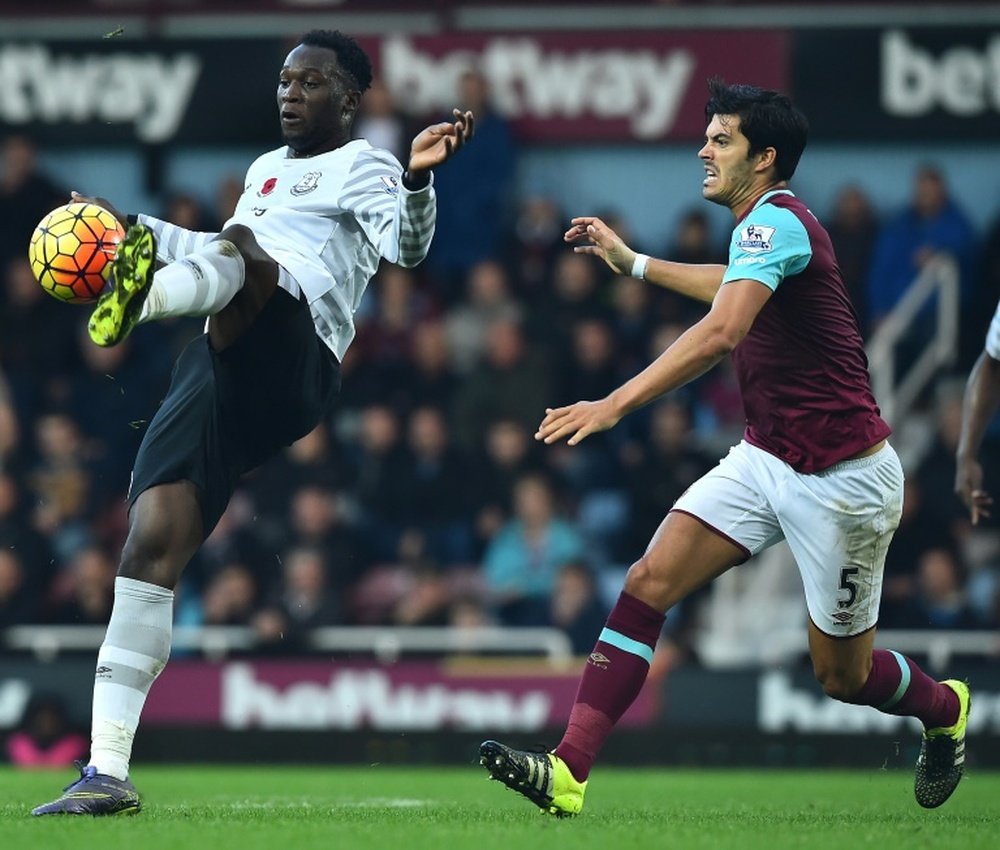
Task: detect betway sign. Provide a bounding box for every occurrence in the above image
[0,43,200,143]
[370,32,788,142]
[794,27,1000,139]
[142,660,656,731]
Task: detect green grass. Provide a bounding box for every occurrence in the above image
[1,765,997,850]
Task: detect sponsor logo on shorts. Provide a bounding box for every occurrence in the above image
[290,171,322,196]
[736,223,776,254]
[831,610,854,627]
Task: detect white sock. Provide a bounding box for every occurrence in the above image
[89,576,173,781]
[139,239,245,323]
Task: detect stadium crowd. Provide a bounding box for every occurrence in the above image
[2,86,1000,660]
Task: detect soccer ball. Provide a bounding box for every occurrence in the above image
[28,202,125,303]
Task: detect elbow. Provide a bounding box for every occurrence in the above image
[704,324,745,357]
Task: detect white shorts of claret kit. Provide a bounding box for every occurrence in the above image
[672,439,904,637]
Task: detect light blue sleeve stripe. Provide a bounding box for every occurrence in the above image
[722,204,812,291]
[599,627,654,664]
[879,650,911,711]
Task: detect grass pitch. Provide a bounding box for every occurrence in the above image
[1,765,997,850]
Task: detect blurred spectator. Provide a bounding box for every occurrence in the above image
[503,195,564,295]
[405,319,459,413]
[452,317,550,454]
[665,209,724,266]
[0,258,77,423]
[880,477,956,627]
[353,79,409,163]
[256,546,341,646]
[249,424,344,537]
[200,563,259,626]
[885,546,978,629]
[529,251,610,357]
[400,405,475,565]
[65,328,160,500]
[0,471,52,583]
[0,549,38,627]
[0,371,20,472]
[348,404,410,562]
[5,694,87,769]
[0,134,65,269]
[483,472,585,626]
[427,68,517,293]
[558,318,621,405]
[444,260,523,374]
[621,400,715,557]
[161,192,213,232]
[661,209,725,324]
[283,484,370,591]
[826,185,879,337]
[609,275,659,377]
[549,560,609,655]
[29,412,99,563]
[349,265,430,410]
[214,175,245,226]
[867,165,976,367]
[47,546,115,625]
[917,379,983,541]
[470,417,546,552]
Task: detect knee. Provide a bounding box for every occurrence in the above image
[813,660,871,702]
[217,225,277,295]
[622,555,677,608]
[218,225,271,269]
[118,533,175,588]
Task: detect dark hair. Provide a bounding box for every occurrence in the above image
[297,30,373,93]
[705,78,808,182]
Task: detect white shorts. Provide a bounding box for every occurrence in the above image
[672,440,904,637]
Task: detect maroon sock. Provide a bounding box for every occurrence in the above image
[846,649,959,729]
[555,591,664,782]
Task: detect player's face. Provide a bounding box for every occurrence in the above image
[698,114,760,210]
[278,44,361,157]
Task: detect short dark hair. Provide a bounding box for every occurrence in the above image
[297,30,373,93]
[705,78,808,182]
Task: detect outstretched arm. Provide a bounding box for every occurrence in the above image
[351,110,475,268]
[956,350,1000,524]
[564,215,725,304]
[537,278,771,446]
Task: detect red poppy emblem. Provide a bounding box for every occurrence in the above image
[259,177,277,196]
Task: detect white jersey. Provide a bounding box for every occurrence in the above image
[138,139,436,360]
[987,298,1000,360]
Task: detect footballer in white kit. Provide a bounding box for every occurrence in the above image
[32,29,474,817]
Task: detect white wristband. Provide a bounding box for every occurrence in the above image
[631,253,650,280]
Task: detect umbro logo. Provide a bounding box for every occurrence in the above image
[588,652,610,668]
[95,665,113,679]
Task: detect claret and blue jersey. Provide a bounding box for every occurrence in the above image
[722,189,891,473]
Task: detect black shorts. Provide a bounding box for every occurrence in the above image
[128,288,341,534]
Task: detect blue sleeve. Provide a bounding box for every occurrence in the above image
[722,204,812,291]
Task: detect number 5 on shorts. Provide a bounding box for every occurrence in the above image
[838,566,860,609]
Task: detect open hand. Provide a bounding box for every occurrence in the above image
[564,215,636,276]
[956,456,992,525]
[536,399,622,446]
[407,109,475,177]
